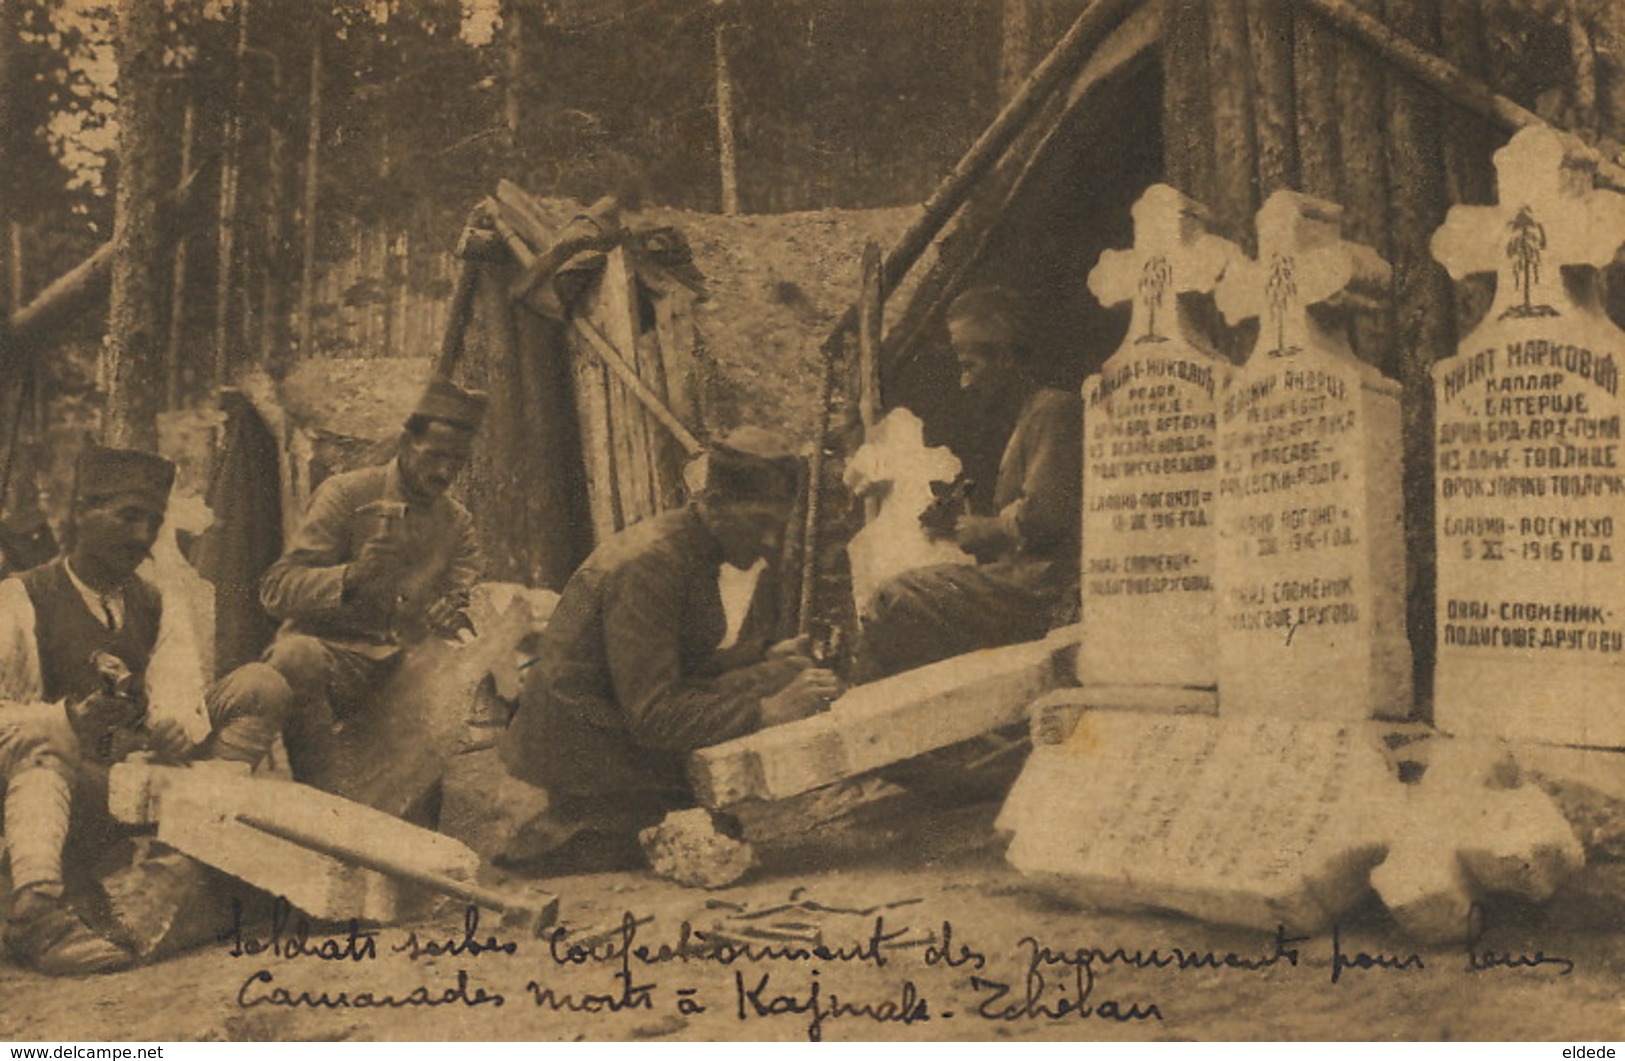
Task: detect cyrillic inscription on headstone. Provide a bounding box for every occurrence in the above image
[1080,184,1237,688]
[999,710,1393,933]
[1214,191,1412,719]
[1431,127,1625,746]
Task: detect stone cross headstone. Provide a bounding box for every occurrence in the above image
[1431,126,1625,747]
[844,407,972,613]
[1213,190,1412,720]
[1080,184,1237,693]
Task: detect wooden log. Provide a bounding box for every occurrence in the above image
[1161,0,1217,205]
[570,326,622,539]
[857,241,883,433]
[1302,0,1625,194]
[885,2,1163,373]
[1207,0,1260,246]
[597,246,660,521]
[1245,0,1300,197]
[1437,0,1495,208]
[652,288,699,428]
[432,255,482,377]
[1292,0,1343,202]
[824,0,1150,346]
[1383,0,1456,719]
[689,625,1080,808]
[1331,0,1393,371]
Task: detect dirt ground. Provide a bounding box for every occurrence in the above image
[2,799,1621,1044]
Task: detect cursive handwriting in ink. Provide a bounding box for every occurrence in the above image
[1020,925,1307,974]
[970,963,1162,1024]
[220,896,378,962]
[524,975,656,1014]
[1329,924,1423,984]
[923,920,987,971]
[733,969,931,1042]
[1464,902,1575,975]
[548,911,909,969]
[393,905,519,961]
[237,968,503,1009]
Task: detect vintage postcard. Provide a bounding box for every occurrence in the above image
[0,0,1622,1044]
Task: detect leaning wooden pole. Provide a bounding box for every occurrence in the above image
[821,0,1146,349]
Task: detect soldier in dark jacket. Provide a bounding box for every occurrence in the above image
[860,285,1081,678]
[499,429,841,875]
[0,445,198,975]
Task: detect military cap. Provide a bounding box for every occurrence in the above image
[74,443,176,511]
[410,375,489,431]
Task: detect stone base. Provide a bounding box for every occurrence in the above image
[1029,686,1217,746]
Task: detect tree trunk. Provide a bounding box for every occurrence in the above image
[297,22,322,362]
[214,0,249,388]
[714,9,740,215]
[165,97,195,412]
[106,0,168,451]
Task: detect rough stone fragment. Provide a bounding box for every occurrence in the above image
[1457,785,1586,902]
[1370,824,1478,944]
[639,808,757,889]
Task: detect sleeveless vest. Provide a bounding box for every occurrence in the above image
[16,559,162,704]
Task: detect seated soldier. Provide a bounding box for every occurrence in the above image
[0,445,202,975]
[859,284,1081,679]
[203,377,487,782]
[498,428,843,875]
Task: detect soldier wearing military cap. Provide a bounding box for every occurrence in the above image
[0,443,205,975]
[860,284,1082,678]
[203,376,489,781]
[498,427,842,875]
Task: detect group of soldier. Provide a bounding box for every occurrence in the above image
[0,283,1080,977]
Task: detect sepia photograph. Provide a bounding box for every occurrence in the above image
[0,0,1622,1044]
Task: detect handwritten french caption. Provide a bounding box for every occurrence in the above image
[219,897,1574,1041]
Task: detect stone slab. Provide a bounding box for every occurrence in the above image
[999,710,1394,933]
[1028,686,1217,747]
[690,626,1078,807]
[109,762,482,923]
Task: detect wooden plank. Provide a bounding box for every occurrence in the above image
[1245,0,1300,197]
[653,289,699,426]
[689,626,1080,808]
[568,325,621,539]
[598,247,659,522]
[573,316,703,456]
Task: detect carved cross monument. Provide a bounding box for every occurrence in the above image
[1213,190,1412,720]
[1431,126,1625,747]
[1079,184,1238,694]
[844,407,972,613]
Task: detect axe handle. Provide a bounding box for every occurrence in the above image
[235,812,554,927]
